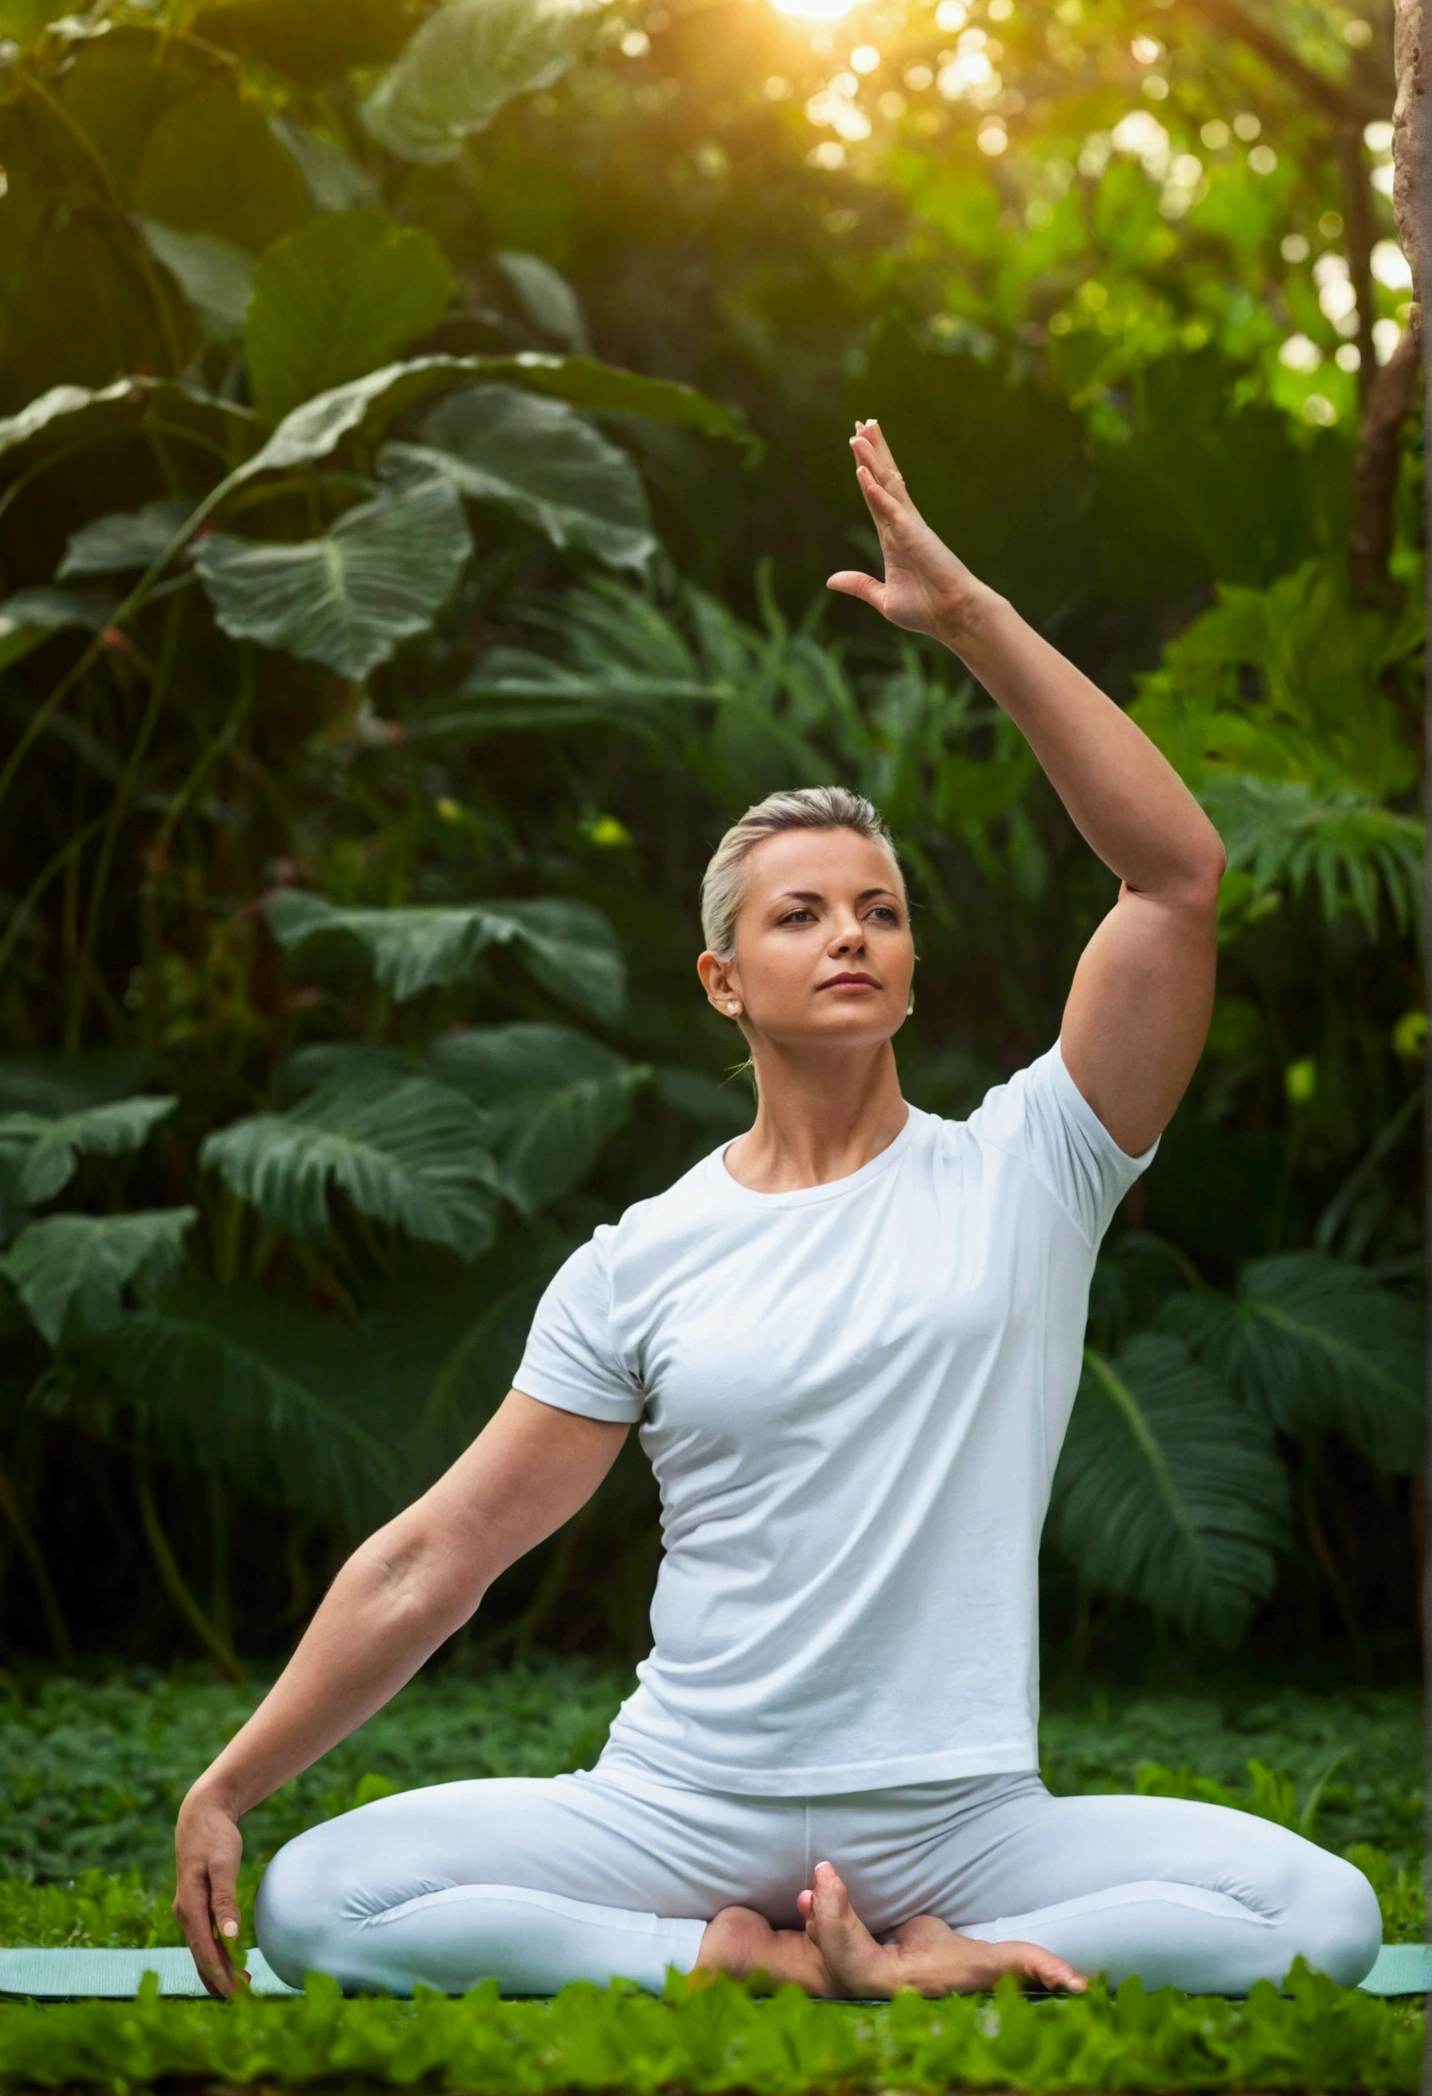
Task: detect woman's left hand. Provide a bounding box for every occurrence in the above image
[827,421,993,644]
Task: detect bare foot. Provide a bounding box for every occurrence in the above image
[798,1861,1088,1999]
[692,1904,836,1994]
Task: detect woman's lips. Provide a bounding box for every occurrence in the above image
[819,973,880,989]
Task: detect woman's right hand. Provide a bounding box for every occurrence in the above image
[174,1782,248,1999]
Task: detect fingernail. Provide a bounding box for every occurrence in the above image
[221,1920,239,1938]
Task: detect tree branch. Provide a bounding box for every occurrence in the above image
[1182,0,1389,128]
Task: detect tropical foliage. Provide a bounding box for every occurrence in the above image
[0,0,1422,1675]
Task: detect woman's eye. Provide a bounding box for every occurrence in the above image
[869,905,900,924]
[780,908,815,925]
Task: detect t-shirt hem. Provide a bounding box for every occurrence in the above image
[511,1371,644,1425]
[594,1734,1040,1796]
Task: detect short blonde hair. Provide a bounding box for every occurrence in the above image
[699,786,901,961]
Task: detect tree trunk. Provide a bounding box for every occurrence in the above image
[1393,0,1427,303]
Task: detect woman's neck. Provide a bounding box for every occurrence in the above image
[722,1041,908,1193]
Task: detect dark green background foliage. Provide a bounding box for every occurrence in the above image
[0,0,1422,1695]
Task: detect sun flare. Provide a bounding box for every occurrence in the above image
[771,0,860,21]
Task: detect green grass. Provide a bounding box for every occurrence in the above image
[0,1965,1423,2092]
[0,1666,1423,2090]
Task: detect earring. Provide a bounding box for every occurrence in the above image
[905,987,916,1017]
[727,1001,743,1018]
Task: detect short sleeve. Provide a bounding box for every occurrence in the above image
[512,1229,645,1423]
[965,1042,1157,1247]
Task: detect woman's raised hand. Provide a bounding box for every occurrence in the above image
[827,421,989,643]
[173,1782,249,1999]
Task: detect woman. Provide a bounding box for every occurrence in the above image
[175,423,1380,2004]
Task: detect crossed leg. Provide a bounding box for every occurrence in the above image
[695,1783,1382,2000]
[695,1862,1085,1997]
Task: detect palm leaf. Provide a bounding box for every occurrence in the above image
[1050,1335,1290,1642]
[1199,774,1423,937]
[65,1280,399,1530]
[1,1208,195,1346]
[200,1076,499,1258]
[427,1023,651,1213]
[1159,1250,1425,1473]
[265,888,626,1020]
[359,1235,571,1486]
[0,1096,176,1204]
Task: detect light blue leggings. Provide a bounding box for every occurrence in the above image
[255,1763,1381,1998]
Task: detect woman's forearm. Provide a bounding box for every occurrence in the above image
[936,588,1225,902]
[189,1520,479,1819]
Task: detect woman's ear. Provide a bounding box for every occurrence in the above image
[697,951,746,1019]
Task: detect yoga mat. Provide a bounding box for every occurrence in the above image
[1,1943,1426,1999]
[0,1948,299,1997]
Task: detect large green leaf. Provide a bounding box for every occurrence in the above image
[246,211,456,423]
[200,1076,499,1257]
[58,499,193,580]
[232,353,744,486]
[428,1023,650,1212]
[271,118,382,212]
[494,251,590,354]
[359,1235,570,1485]
[131,84,310,252]
[0,379,143,469]
[0,586,113,672]
[1050,1335,1290,1643]
[0,379,259,480]
[135,221,255,344]
[1,1208,195,1346]
[391,382,654,570]
[193,467,471,680]
[0,1096,176,1205]
[1159,1251,1425,1474]
[266,890,626,1019]
[362,0,597,163]
[194,0,416,83]
[82,1279,399,1528]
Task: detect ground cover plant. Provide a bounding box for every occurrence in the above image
[0,1964,1424,2093]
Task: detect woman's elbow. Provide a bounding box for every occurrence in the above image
[350,1517,486,1638]
[1172,822,1225,915]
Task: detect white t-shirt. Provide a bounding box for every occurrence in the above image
[514,1044,1154,1796]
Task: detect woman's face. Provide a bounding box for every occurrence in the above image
[698,826,914,1050]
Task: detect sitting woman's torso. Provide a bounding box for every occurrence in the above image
[515,1048,1148,1795]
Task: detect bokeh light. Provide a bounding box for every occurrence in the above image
[773,0,860,20]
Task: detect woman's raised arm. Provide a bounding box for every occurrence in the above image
[829,419,1225,1156]
[173,1392,627,1996]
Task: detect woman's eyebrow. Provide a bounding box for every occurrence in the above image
[769,886,901,906]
